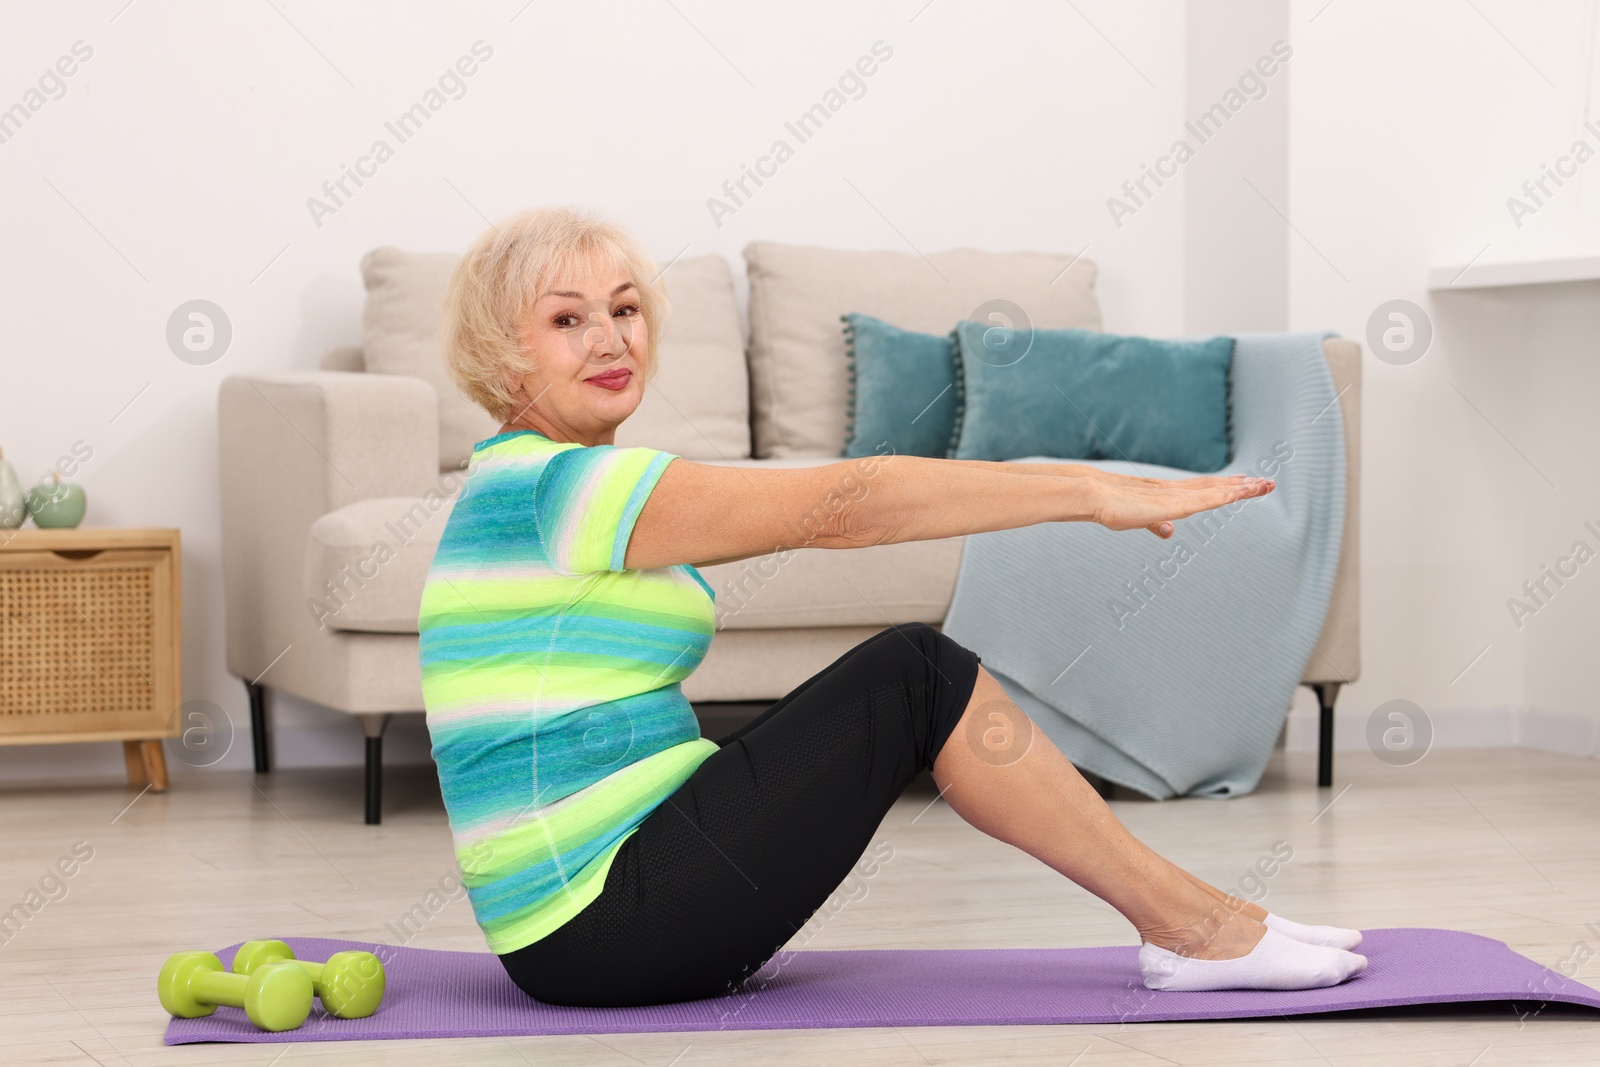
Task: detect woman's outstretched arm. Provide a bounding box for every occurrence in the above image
[625,454,1272,571]
[942,458,1245,492]
[855,455,1270,545]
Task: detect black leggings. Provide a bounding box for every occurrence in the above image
[498,622,983,1007]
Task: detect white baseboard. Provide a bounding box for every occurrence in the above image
[0,718,437,783]
[4,705,1596,786]
[267,718,436,768]
[1284,704,1600,758]
[1517,707,1600,758]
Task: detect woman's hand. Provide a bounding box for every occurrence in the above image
[1091,474,1275,539]
[1079,468,1254,493]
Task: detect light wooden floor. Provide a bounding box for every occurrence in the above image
[3,746,1598,1065]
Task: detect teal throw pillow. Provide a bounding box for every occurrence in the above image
[840,312,959,458]
[949,324,1233,471]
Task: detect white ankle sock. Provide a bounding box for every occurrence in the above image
[1263,912,1363,951]
[1139,926,1368,991]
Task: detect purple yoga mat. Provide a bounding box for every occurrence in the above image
[164,928,1600,1044]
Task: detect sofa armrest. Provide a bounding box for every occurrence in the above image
[218,372,438,681]
[1303,337,1361,685]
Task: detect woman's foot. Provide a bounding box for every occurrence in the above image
[1263,912,1363,952]
[1137,887,1367,992]
[1140,926,1368,991]
[1169,864,1363,951]
[1138,892,1268,962]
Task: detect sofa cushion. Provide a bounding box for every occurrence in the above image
[744,241,1103,458]
[612,254,752,460]
[361,248,502,473]
[841,312,959,459]
[305,494,458,633]
[951,324,1234,470]
[359,247,751,473]
[700,533,966,630]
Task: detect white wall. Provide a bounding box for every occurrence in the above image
[6,0,1596,784]
[1283,0,1600,757]
[1184,0,1290,334]
[0,0,1189,778]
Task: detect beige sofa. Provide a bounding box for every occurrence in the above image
[219,241,1361,823]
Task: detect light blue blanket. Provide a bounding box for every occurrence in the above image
[940,331,1345,799]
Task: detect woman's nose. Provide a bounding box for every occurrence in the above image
[581,312,626,358]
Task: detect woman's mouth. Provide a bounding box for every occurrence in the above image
[585,369,632,391]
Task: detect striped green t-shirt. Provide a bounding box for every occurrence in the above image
[418,428,718,954]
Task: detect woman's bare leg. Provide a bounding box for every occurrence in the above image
[931,667,1264,960]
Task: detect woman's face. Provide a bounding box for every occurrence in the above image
[503,257,647,446]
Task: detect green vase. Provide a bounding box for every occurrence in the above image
[26,471,87,529]
[0,449,24,529]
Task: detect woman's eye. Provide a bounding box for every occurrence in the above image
[553,313,578,328]
[615,304,641,317]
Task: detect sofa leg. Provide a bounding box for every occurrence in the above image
[1310,682,1341,788]
[364,737,383,825]
[245,681,270,774]
[359,714,391,825]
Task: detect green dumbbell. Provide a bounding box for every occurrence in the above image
[231,939,386,1019]
[157,951,314,1032]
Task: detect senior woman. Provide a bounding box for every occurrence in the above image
[419,206,1367,1008]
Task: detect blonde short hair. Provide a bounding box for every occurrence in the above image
[442,206,667,422]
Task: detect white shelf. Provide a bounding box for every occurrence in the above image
[1427,254,1600,291]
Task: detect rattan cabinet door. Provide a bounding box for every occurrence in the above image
[0,549,178,739]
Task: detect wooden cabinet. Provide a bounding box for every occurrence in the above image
[0,528,181,790]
